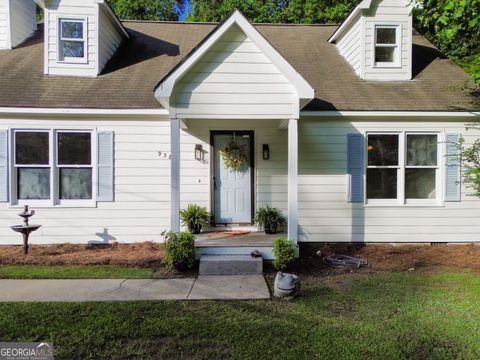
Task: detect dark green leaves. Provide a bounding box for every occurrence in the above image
[108,0,180,21]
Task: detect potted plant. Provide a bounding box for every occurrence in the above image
[180,204,211,234]
[255,205,285,234]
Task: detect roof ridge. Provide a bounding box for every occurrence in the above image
[120,19,340,27]
[120,20,218,25]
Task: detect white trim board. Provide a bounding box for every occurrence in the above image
[0,108,478,118]
[92,0,130,39]
[328,0,372,43]
[301,111,480,117]
[0,108,169,116]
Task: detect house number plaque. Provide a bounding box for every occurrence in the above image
[158,151,171,159]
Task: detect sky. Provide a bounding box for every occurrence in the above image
[175,0,193,21]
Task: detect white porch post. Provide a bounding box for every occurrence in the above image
[170,117,181,232]
[287,118,298,243]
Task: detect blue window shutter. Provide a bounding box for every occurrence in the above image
[347,134,365,203]
[0,130,8,202]
[445,133,461,202]
[97,131,114,202]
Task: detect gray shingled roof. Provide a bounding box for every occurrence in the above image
[0,21,478,111]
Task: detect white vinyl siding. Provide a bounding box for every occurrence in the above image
[172,24,297,119]
[98,5,122,73]
[9,0,36,48]
[298,117,480,243]
[0,116,171,245]
[0,117,287,245]
[0,116,478,245]
[0,0,8,49]
[363,0,412,80]
[335,13,362,77]
[0,0,36,50]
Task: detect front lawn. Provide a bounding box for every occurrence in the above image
[0,265,156,279]
[1,269,480,359]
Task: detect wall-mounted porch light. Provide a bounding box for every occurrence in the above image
[262,144,270,160]
[195,144,203,161]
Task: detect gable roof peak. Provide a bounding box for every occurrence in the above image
[154,8,314,111]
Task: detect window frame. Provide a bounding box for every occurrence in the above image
[372,24,401,68]
[13,130,52,205]
[58,17,88,64]
[56,130,94,202]
[9,128,97,208]
[365,131,443,207]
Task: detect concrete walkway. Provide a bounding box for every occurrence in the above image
[0,275,271,302]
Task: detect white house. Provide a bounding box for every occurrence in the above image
[0,0,478,258]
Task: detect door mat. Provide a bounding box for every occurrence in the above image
[214,230,251,236]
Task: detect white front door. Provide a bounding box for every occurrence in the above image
[213,132,252,224]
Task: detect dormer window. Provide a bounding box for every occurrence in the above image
[374,25,400,67]
[59,18,87,63]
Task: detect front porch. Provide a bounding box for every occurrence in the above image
[195,230,281,259]
[195,230,280,247]
[171,118,299,255]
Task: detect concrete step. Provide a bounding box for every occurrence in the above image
[199,255,263,275]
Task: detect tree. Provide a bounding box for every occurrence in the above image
[108,0,180,21]
[187,0,361,24]
[413,0,480,84]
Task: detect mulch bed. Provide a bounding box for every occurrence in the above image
[0,242,166,267]
[2,242,480,277]
[264,243,480,278]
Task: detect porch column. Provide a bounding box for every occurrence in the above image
[170,117,181,232]
[288,118,298,243]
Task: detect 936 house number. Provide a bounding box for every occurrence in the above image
[158,151,171,159]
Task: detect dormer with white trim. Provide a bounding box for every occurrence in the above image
[329,0,413,81]
[0,0,37,50]
[41,0,129,77]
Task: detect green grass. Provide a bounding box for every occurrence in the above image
[1,269,480,359]
[0,265,156,279]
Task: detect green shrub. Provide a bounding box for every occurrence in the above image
[272,237,296,271]
[180,204,211,234]
[162,231,196,270]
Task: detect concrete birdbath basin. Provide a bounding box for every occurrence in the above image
[10,205,41,254]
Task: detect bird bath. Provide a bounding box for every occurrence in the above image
[10,205,41,254]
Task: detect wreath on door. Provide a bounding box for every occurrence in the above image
[219,139,248,170]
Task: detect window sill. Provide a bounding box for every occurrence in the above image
[57,59,89,65]
[372,64,402,69]
[10,200,97,209]
[364,201,444,208]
